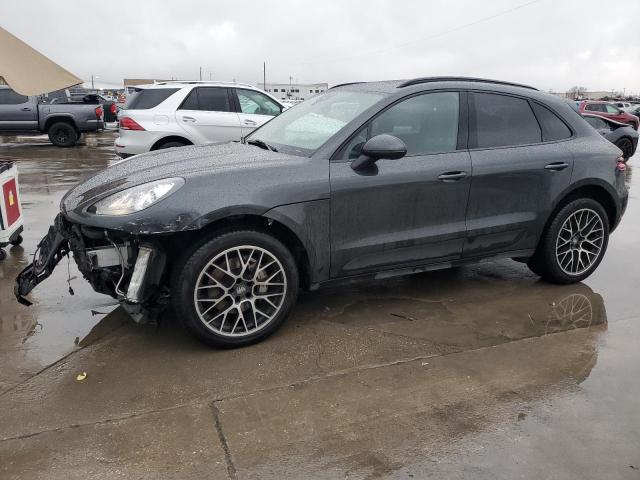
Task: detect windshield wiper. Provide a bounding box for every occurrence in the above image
[246,139,278,152]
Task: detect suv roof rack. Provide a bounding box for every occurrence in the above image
[155,80,254,88]
[397,77,538,91]
[329,82,365,89]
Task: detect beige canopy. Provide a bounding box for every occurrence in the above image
[0,26,82,96]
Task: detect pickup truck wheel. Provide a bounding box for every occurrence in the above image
[171,230,299,348]
[48,122,78,147]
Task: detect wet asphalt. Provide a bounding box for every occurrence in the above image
[0,131,639,479]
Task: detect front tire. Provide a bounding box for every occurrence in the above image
[171,230,299,348]
[47,122,78,147]
[528,198,609,284]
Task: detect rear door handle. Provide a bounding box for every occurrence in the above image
[243,119,257,126]
[182,116,196,122]
[438,171,468,182]
[21,107,31,111]
[545,162,569,171]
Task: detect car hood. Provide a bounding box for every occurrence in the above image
[62,142,301,212]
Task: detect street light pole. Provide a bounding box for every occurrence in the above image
[263,61,266,91]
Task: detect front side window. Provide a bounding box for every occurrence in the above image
[236,89,281,116]
[180,87,231,112]
[342,92,460,159]
[606,104,621,114]
[471,92,541,148]
[0,89,29,105]
[246,90,385,156]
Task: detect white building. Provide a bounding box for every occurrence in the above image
[257,82,328,102]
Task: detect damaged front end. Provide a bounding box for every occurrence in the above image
[15,214,168,323]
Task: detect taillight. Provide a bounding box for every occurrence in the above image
[95,106,103,118]
[119,117,145,131]
[616,156,627,171]
[110,103,117,114]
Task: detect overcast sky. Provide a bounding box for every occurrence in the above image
[3,0,640,93]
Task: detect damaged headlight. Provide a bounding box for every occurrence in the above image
[91,178,184,215]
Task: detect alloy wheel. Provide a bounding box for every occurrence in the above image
[555,208,604,276]
[193,245,287,337]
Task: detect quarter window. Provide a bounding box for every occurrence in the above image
[0,89,29,105]
[531,103,572,141]
[125,88,178,109]
[471,93,541,148]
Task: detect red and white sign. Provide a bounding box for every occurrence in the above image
[2,178,20,227]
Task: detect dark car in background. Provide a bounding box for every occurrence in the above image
[16,77,628,348]
[582,113,638,160]
[579,100,639,130]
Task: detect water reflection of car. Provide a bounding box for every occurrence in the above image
[114,81,286,158]
[582,113,638,161]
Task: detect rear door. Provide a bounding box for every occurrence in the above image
[176,87,242,143]
[232,88,283,137]
[0,89,37,130]
[464,92,574,258]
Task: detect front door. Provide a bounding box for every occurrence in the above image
[0,89,36,130]
[330,91,471,277]
[464,92,575,257]
[176,87,242,143]
[233,88,282,137]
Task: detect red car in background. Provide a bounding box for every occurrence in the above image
[579,100,639,130]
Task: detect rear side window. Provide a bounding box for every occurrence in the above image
[0,89,28,105]
[471,93,541,148]
[531,103,572,141]
[179,87,231,112]
[125,88,178,109]
[585,103,605,113]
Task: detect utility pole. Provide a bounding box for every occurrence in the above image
[209,72,212,80]
[263,61,266,90]
[199,67,202,81]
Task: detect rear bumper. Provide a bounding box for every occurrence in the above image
[114,130,159,156]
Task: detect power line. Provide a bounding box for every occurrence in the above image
[290,0,545,66]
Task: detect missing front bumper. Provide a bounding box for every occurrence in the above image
[14,215,167,319]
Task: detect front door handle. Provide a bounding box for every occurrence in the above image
[182,116,196,122]
[243,119,257,126]
[21,107,31,111]
[545,162,569,171]
[438,171,468,182]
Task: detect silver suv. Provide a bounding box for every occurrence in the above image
[114,81,286,158]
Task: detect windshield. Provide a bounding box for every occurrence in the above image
[246,90,385,156]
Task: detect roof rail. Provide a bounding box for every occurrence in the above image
[155,80,254,88]
[329,82,365,89]
[397,77,538,91]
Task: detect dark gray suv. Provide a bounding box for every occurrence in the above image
[16,77,628,348]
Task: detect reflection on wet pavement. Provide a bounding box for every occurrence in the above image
[0,133,639,479]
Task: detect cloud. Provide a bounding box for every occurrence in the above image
[2,0,640,94]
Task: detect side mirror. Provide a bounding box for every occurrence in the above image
[350,134,407,171]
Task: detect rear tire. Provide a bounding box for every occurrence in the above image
[10,235,23,246]
[47,122,78,147]
[171,229,299,348]
[157,140,188,150]
[615,137,634,161]
[528,198,609,284]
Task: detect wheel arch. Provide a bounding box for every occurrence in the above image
[44,115,78,132]
[150,135,193,150]
[166,212,313,290]
[548,181,618,232]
